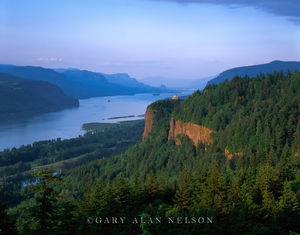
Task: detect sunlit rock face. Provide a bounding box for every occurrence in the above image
[168,118,214,146]
[225,149,243,160]
[143,112,242,161]
[142,107,155,140]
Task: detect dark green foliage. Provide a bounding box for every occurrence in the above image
[0,186,17,234]
[0,120,145,209]
[69,71,299,234]
[173,71,300,156]
[10,170,77,235]
[0,120,144,169]
[173,167,193,212]
[3,71,300,234]
[25,170,63,233]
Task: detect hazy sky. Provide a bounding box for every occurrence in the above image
[0,0,300,79]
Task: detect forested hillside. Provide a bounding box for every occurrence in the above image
[0,73,79,123]
[1,71,299,234]
[0,120,145,206]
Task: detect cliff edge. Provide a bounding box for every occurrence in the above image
[168,118,214,146]
[142,107,155,140]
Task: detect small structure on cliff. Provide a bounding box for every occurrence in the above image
[172,94,179,100]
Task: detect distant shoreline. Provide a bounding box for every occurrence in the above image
[107,114,145,120]
[82,119,144,133]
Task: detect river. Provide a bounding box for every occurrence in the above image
[0,92,192,150]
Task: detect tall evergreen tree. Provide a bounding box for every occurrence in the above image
[173,167,193,212]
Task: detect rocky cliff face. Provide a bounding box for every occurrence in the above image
[168,118,214,146]
[142,107,155,140]
[143,114,240,160]
[225,149,243,160]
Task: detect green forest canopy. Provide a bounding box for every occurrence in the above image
[1,71,299,234]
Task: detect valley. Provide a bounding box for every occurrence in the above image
[1,68,299,235]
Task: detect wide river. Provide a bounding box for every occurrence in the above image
[0,92,192,151]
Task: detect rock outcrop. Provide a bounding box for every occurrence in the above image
[143,114,241,160]
[168,118,214,146]
[225,149,243,160]
[142,107,155,140]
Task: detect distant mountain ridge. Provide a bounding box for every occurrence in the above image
[0,73,79,123]
[208,60,300,85]
[0,65,169,99]
[102,73,151,89]
[140,76,214,90]
[60,69,165,98]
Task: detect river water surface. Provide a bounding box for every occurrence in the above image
[0,93,192,150]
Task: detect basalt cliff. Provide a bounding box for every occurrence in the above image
[142,107,214,146]
[142,104,240,160]
[168,118,214,146]
[142,107,155,140]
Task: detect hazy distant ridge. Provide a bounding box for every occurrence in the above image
[0,73,79,123]
[208,60,300,85]
[0,65,169,99]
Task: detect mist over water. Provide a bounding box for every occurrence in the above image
[0,93,191,151]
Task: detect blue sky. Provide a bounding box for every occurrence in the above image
[0,0,299,79]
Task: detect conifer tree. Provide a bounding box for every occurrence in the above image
[278,143,296,182]
[0,198,16,234]
[200,161,229,215]
[145,171,159,201]
[23,170,64,234]
[112,174,131,209]
[173,167,192,212]
[132,175,146,206]
[278,181,300,231]
[279,181,299,214]
[88,179,111,215]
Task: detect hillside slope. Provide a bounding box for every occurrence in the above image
[61,69,169,98]
[63,71,300,186]
[0,73,79,122]
[208,60,300,85]
[0,65,169,99]
[4,71,300,235]
[51,70,299,234]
